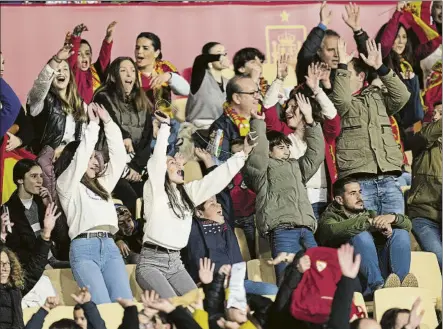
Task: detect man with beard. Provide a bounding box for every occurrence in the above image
[317,177,417,297]
[115,203,144,264]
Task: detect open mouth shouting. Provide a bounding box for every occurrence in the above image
[80,59,90,70]
[177,170,184,178]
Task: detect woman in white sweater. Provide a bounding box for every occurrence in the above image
[136,111,255,298]
[54,103,133,304]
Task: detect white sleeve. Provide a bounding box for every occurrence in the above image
[27,64,56,117]
[56,122,100,198]
[169,73,190,96]
[184,151,246,207]
[315,89,337,120]
[145,123,171,190]
[263,79,283,109]
[98,120,127,191]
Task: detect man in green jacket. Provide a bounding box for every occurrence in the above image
[330,39,410,216]
[318,177,415,297]
[408,103,442,270]
[244,93,324,279]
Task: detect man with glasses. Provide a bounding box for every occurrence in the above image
[208,76,260,162]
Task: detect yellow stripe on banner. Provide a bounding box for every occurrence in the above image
[2,158,18,203]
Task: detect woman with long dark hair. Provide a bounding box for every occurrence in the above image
[27,42,87,158]
[136,111,256,298]
[135,32,190,116]
[54,103,132,304]
[185,41,231,129]
[93,56,152,216]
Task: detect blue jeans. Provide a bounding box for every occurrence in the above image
[397,172,412,187]
[269,227,317,280]
[70,237,133,304]
[311,202,328,221]
[244,280,278,295]
[234,215,256,259]
[359,175,405,215]
[350,229,411,296]
[412,218,442,270]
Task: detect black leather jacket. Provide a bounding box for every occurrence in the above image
[29,92,83,155]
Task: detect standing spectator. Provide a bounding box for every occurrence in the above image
[186,42,231,129]
[93,56,153,217]
[27,42,87,158]
[244,95,324,279]
[330,39,410,215]
[408,103,442,270]
[318,178,416,297]
[55,103,132,304]
[0,78,21,139]
[135,32,189,117]
[68,22,116,104]
[136,111,254,298]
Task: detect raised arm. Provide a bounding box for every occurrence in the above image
[263,105,294,136]
[169,73,190,96]
[244,116,269,193]
[0,78,21,137]
[146,113,171,189]
[190,54,222,95]
[68,24,88,72]
[96,21,116,72]
[56,104,100,198]
[27,44,74,117]
[97,106,127,192]
[263,54,288,109]
[379,7,404,58]
[184,149,248,207]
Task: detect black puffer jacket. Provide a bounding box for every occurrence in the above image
[29,92,83,155]
[0,236,51,329]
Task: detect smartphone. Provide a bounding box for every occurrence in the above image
[1,205,11,233]
[247,131,257,145]
[155,110,168,119]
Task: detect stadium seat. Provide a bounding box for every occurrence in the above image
[23,306,75,329]
[43,265,143,306]
[184,160,203,183]
[410,252,442,303]
[234,227,251,262]
[247,259,276,285]
[374,288,438,329]
[353,292,368,317]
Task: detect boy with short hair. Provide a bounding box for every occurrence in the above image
[244,94,325,278]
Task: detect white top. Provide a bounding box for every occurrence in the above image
[288,89,338,204]
[62,113,76,145]
[142,124,247,250]
[56,120,126,239]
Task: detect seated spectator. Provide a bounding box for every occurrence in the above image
[208,76,260,162]
[408,103,442,270]
[244,96,324,280]
[115,203,143,264]
[0,202,60,329]
[330,39,410,216]
[318,178,416,297]
[4,159,69,265]
[93,56,153,217]
[68,22,116,104]
[186,42,231,129]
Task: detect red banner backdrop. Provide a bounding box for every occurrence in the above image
[1,1,398,103]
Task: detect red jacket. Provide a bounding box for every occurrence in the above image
[229,172,256,218]
[68,35,113,104]
[263,106,340,187]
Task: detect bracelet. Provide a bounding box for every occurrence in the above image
[353,28,363,35]
[52,55,62,64]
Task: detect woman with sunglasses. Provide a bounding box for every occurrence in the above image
[185,42,231,130]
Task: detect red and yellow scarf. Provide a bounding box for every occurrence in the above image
[223,102,251,137]
[91,65,101,92]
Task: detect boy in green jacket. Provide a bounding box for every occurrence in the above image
[244,93,325,280]
[318,177,417,297]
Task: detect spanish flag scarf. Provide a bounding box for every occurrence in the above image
[223,102,250,137]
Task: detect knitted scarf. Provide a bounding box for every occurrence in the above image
[223,102,250,137]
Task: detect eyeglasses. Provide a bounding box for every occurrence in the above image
[236,90,260,96]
